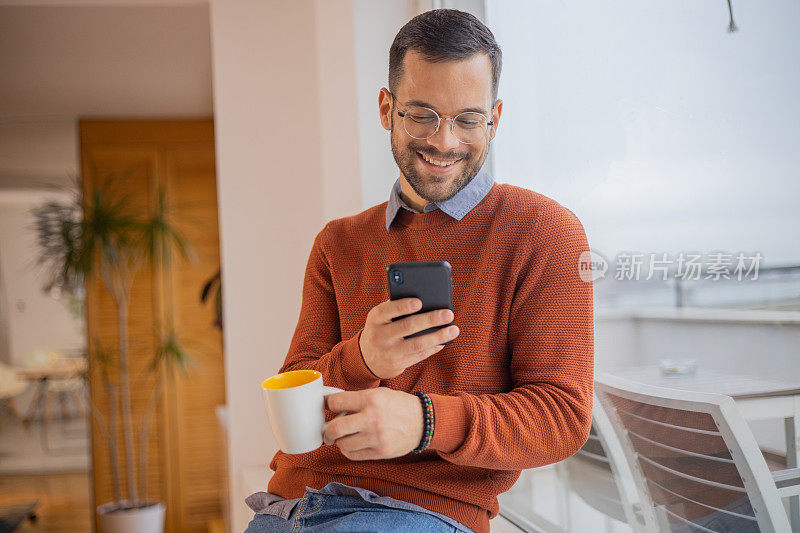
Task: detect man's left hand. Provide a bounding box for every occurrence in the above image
[323,387,424,460]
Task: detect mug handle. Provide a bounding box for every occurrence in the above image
[322,386,347,433]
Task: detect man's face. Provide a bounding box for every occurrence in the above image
[379,50,502,204]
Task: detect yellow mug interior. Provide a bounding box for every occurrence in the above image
[262,369,321,390]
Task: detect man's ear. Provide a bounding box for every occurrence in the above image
[489,99,503,142]
[378,88,393,131]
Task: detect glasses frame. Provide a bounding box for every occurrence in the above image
[393,99,495,145]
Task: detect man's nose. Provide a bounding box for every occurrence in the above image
[426,119,462,153]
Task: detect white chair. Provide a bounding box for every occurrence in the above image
[595,373,800,532]
[557,396,648,532]
[39,351,87,422]
[0,362,30,430]
[45,374,86,421]
[490,514,527,532]
[497,398,646,533]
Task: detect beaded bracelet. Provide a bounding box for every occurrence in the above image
[411,391,434,454]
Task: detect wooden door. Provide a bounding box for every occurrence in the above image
[81,120,225,533]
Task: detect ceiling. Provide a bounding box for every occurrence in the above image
[0,2,213,121]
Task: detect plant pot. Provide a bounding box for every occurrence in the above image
[97,500,165,533]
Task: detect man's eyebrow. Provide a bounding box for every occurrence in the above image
[402,99,489,116]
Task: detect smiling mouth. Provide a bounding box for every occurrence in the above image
[417,151,462,168]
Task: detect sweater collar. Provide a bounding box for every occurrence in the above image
[385,166,494,231]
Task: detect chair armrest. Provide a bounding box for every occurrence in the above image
[498,505,567,533]
[491,513,529,533]
[773,467,800,498]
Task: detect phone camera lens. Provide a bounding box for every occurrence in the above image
[391,270,403,284]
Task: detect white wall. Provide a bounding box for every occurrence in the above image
[353,0,417,209]
[316,0,362,222]
[0,120,79,188]
[209,1,363,530]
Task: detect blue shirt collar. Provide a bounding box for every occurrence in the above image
[385,166,494,231]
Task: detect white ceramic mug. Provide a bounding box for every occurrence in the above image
[262,369,344,454]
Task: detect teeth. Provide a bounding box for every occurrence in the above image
[420,152,457,167]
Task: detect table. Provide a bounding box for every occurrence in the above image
[19,359,87,423]
[606,365,800,529]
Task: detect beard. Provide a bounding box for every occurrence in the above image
[390,114,487,204]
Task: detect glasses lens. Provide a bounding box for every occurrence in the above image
[452,112,488,144]
[403,107,439,139]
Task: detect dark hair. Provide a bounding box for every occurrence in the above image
[389,9,502,102]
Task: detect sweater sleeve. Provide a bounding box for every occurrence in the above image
[278,224,382,391]
[427,205,594,470]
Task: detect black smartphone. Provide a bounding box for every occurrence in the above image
[386,261,454,345]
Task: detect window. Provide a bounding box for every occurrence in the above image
[487,0,800,308]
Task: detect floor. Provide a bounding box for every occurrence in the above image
[0,407,92,533]
[0,471,91,533]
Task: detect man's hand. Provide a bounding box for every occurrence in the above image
[359,298,459,380]
[323,388,426,460]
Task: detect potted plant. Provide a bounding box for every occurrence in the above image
[32,173,196,533]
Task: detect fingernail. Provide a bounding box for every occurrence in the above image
[441,310,453,320]
[411,299,422,310]
[450,326,459,336]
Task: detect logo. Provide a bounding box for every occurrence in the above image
[578,250,608,282]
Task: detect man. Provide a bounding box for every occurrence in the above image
[245,9,593,533]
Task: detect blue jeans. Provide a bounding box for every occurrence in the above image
[244,491,459,532]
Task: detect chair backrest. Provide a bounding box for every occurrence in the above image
[559,396,649,531]
[595,373,790,533]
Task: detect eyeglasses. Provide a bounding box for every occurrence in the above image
[396,105,494,145]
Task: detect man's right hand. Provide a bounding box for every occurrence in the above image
[359,298,460,380]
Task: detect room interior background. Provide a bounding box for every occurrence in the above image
[1,1,797,532]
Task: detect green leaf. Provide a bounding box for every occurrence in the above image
[147,320,197,375]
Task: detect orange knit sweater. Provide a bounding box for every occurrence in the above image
[267,182,594,533]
